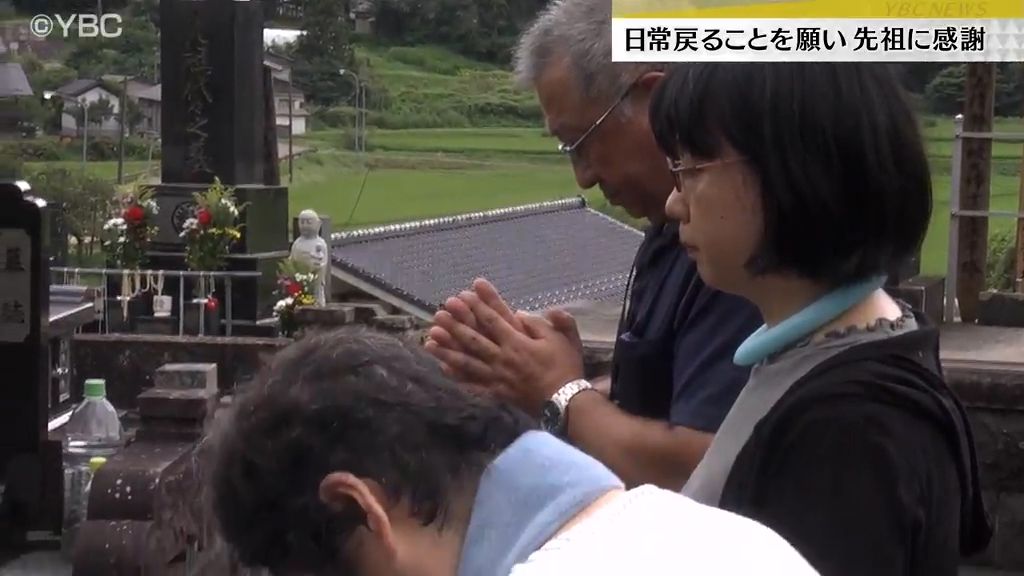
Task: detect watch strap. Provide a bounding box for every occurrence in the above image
[551,378,593,414]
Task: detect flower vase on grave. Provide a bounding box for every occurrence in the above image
[101,183,159,333]
[183,275,222,336]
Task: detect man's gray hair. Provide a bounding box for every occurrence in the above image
[513,0,668,101]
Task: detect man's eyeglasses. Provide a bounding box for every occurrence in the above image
[557,82,636,158]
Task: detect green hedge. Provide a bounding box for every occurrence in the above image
[0,137,160,162]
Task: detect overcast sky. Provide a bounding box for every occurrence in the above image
[264,28,303,48]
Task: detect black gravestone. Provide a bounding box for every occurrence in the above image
[0,181,60,551]
[146,0,289,330]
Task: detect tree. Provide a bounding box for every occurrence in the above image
[372,0,549,63]
[87,96,114,127]
[11,97,47,136]
[924,65,967,115]
[125,98,145,135]
[895,63,948,94]
[64,13,159,83]
[31,67,78,95]
[291,0,357,106]
[994,63,1024,117]
[924,64,1024,116]
[24,167,114,262]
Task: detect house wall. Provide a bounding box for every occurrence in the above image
[275,114,306,136]
[140,99,161,134]
[60,87,122,136]
[274,95,307,135]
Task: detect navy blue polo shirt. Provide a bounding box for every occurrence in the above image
[609,222,763,432]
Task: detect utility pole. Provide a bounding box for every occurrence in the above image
[288,71,294,183]
[81,100,88,174]
[117,76,128,184]
[1016,63,1024,292]
[338,68,365,154]
[956,62,995,321]
[359,81,366,153]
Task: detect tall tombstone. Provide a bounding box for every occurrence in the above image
[148,0,289,331]
[0,181,59,547]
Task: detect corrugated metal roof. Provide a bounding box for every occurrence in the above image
[330,197,644,315]
[135,83,161,102]
[56,78,103,97]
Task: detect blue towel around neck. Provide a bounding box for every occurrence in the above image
[456,430,624,576]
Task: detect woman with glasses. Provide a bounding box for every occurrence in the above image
[648,63,991,574]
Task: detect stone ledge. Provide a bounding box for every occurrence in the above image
[73,335,289,410]
[369,314,425,332]
[293,303,356,326]
[153,363,218,392]
[137,388,217,421]
[979,291,1024,328]
[74,333,289,346]
[946,360,1024,411]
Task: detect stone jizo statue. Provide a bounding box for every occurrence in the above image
[289,209,328,306]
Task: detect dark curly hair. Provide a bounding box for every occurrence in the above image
[207,326,535,574]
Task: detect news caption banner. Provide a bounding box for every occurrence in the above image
[611,0,1024,61]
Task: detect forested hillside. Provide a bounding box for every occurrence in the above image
[3,0,1023,125]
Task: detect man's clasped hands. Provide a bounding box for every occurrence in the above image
[424,278,589,417]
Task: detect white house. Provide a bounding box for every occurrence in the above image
[116,55,308,139]
[54,79,122,137]
[264,51,309,136]
[350,0,376,35]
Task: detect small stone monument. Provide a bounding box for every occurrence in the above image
[0,180,61,548]
[289,209,328,306]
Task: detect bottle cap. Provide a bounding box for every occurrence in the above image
[88,457,107,473]
[83,378,106,398]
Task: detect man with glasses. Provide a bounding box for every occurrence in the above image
[424,0,763,490]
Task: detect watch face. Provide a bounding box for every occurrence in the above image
[540,400,562,432]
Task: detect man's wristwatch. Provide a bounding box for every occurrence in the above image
[540,379,593,435]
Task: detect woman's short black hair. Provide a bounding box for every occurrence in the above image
[649,63,932,288]
[207,326,534,574]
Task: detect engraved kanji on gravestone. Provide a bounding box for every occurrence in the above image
[5,245,24,270]
[0,228,31,342]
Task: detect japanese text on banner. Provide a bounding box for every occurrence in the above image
[611,1,1024,61]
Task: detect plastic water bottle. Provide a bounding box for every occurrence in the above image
[61,378,124,558]
[61,455,107,559]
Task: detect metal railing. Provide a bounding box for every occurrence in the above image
[51,267,264,336]
[945,114,1024,322]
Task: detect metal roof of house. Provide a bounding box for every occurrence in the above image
[100,76,156,98]
[135,83,161,102]
[56,78,104,97]
[0,63,32,98]
[329,197,644,319]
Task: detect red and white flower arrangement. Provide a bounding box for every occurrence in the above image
[273,259,318,337]
[180,177,244,272]
[101,182,159,270]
